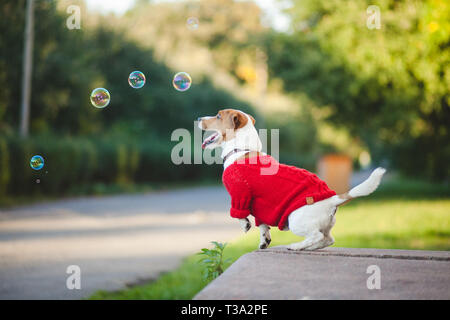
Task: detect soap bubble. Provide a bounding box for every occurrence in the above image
[90,88,110,108]
[187,17,199,30]
[30,155,44,170]
[173,72,192,92]
[128,71,146,89]
[36,179,40,184]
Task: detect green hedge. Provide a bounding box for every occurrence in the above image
[0,135,222,199]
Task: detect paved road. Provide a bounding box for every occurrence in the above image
[0,187,242,300]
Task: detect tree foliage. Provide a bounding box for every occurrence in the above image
[267,0,449,180]
[0,0,448,202]
[0,0,257,198]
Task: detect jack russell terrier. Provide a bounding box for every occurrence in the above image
[198,109,386,251]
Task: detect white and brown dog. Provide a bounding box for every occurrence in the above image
[198,109,386,251]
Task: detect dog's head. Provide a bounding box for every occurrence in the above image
[197,109,257,150]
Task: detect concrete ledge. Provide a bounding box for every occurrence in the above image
[194,247,450,300]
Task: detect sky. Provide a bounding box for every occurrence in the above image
[85,0,292,32]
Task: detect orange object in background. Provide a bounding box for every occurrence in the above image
[317,154,353,194]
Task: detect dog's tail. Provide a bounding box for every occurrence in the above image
[331,167,386,206]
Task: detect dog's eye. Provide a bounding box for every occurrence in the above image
[216,114,221,119]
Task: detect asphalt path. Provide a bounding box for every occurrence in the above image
[0,186,242,299]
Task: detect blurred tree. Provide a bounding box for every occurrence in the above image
[0,0,258,198]
[109,0,268,99]
[267,0,450,181]
[0,0,254,138]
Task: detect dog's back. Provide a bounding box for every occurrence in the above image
[223,154,336,230]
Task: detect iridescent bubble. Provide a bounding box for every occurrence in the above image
[173,72,192,92]
[90,88,110,108]
[36,179,40,184]
[187,17,199,30]
[128,71,146,89]
[30,155,44,170]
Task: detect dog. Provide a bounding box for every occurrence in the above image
[198,109,386,251]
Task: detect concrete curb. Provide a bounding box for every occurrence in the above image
[257,246,450,261]
[194,247,450,300]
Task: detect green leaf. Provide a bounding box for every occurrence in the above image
[201,259,213,264]
[199,240,229,282]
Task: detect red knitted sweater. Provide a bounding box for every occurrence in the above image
[222,155,336,230]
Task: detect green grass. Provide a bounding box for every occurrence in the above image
[90,178,450,300]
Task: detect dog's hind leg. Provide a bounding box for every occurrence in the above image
[305,213,337,250]
[287,198,336,251]
[303,234,334,251]
[287,230,324,251]
[258,224,271,249]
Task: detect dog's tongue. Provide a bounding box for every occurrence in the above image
[202,132,218,149]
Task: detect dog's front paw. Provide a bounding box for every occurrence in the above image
[259,228,271,249]
[239,218,251,233]
[259,237,271,249]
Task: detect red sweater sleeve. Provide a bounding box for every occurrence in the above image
[222,165,252,219]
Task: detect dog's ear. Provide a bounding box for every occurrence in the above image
[249,115,255,125]
[232,111,248,130]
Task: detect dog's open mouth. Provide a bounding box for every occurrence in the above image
[202,132,220,149]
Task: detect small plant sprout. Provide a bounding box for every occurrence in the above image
[197,241,232,282]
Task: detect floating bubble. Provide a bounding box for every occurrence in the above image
[90,88,110,108]
[128,71,146,89]
[30,155,44,170]
[173,72,192,92]
[36,179,40,184]
[187,17,199,30]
